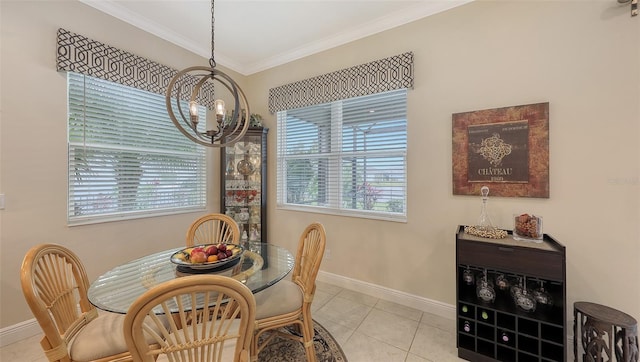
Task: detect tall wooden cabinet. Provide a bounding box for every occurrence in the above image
[456,225,566,362]
[220,127,268,244]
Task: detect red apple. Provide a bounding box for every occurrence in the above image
[190,250,207,263]
[205,245,218,256]
[189,246,207,264]
[217,251,227,260]
[217,243,227,252]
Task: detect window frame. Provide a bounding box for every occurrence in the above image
[276,89,408,222]
[66,72,207,226]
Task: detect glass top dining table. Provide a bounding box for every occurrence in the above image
[88,242,294,314]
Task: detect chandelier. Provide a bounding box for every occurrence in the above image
[166,0,250,147]
[618,0,638,16]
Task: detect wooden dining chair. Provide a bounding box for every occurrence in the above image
[186,213,240,247]
[251,222,326,362]
[20,243,135,362]
[123,275,256,362]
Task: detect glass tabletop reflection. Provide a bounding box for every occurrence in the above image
[88,242,294,314]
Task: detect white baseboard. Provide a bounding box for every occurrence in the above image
[0,318,40,348]
[317,270,457,321]
[317,271,576,359]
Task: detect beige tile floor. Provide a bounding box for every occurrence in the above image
[312,281,464,362]
[0,280,464,362]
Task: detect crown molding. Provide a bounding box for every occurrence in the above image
[78,1,209,57]
[79,0,473,76]
[242,0,474,75]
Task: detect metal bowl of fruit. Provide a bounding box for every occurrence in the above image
[170,243,244,271]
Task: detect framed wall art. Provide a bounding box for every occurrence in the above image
[452,102,549,198]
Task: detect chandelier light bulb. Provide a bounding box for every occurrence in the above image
[214,99,225,117]
[189,101,199,126]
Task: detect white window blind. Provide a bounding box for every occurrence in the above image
[277,89,407,221]
[67,72,206,225]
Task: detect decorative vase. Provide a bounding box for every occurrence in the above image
[237,159,255,176]
[226,159,235,176]
[237,208,250,223]
[250,225,260,242]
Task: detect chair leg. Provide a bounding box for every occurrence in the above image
[300,314,317,362]
[250,331,259,362]
[240,349,250,362]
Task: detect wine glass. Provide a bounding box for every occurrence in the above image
[476,269,496,303]
[510,277,523,300]
[513,276,536,312]
[463,266,475,285]
[533,281,553,307]
[495,273,511,291]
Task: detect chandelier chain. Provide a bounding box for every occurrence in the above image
[210,0,216,67]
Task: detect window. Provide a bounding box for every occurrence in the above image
[67,73,206,225]
[277,89,407,221]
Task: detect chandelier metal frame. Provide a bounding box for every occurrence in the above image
[165,0,250,147]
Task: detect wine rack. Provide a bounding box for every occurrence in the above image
[456,225,566,362]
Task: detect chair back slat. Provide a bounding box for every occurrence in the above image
[186,213,240,247]
[34,255,83,334]
[293,223,326,298]
[21,244,103,361]
[124,275,256,362]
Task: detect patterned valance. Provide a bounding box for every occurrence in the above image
[268,52,413,113]
[56,28,215,108]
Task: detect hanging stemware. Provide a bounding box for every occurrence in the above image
[533,280,553,307]
[513,276,536,312]
[495,272,511,291]
[476,269,496,303]
[463,266,475,285]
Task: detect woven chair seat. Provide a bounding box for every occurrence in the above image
[21,243,169,362]
[254,280,303,320]
[70,312,168,361]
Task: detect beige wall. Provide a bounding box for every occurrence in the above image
[247,0,639,320]
[1,0,638,331]
[0,1,233,327]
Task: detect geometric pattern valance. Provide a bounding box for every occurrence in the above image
[268,51,413,113]
[56,28,215,108]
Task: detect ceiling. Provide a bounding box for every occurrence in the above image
[80,0,472,75]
